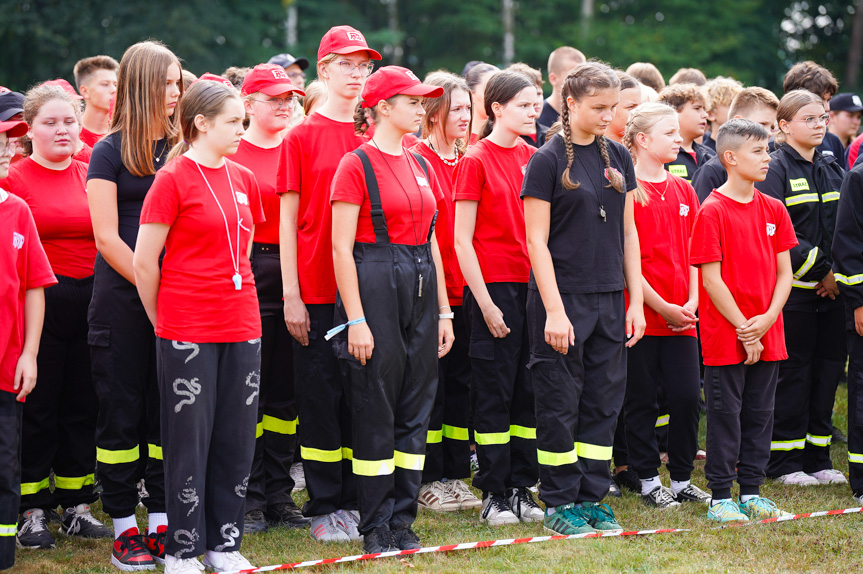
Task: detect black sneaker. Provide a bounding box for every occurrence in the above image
[391,527,421,550]
[607,480,622,498]
[642,486,681,509]
[265,500,311,528]
[673,483,711,504]
[244,509,269,534]
[16,508,55,549]
[362,527,397,554]
[60,504,112,539]
[613,469,640,494]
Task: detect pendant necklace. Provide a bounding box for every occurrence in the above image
[426,138,459,167]
[643,178,669,201]
[154,139,169,163]
[192,157,243,291]
[574,140,607,222]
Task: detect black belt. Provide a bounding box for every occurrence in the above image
[252,243,279,255]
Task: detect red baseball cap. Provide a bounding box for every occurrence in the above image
[241,64,305,97]
[361,66,444,109]
[41,79,83,100]
[0,120,27,138]
[317,26,382,62]
[192,73,236,89]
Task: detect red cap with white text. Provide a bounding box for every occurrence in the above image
[361,66,444,109]
[241,64,305,97]
[317,26,382,62]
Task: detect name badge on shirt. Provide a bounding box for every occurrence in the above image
[415,176,429,188]
[235,192,249,206]
[766,223,776,237]
[789,178,810,192]
[679,203,690,217]
[668,165,688,178]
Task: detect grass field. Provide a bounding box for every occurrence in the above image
[12,386,862,574]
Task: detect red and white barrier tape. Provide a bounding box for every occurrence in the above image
[719,505,863,528]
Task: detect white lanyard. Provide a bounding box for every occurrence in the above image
[192,158,243,291]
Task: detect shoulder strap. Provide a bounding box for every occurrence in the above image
[412,153,437,242]
[352,148,389,244]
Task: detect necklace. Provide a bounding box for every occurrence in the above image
[191,157,243,291]
[371,139,424,246]
[573,140,607,222]
[426,138,459,167]
[642,178,669,200]
[154,139,169,163]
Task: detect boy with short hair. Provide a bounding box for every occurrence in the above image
[689,119,796,523]
[669,67,707,86]
[72,55,119,148]
[0,120,56,570]
[783,60,844,160]
[692,87,781,203]
[538,46,585,129]
[658,83,715,182]
[702,77,744,151]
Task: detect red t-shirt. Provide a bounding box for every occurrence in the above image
[140,155,265,343]
[0,191,57,396]
[232,139,281,245]
[73,143,93,164]
[634,175,700,337]
[79,126,106,149]
[2,158,96,279]
[276,113,364,304]
[453,138,535,284]
[689,190,797,365]
[410,142,463,306]
[331,143,443,245]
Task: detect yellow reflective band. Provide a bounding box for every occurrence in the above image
[575,442,613,460]
[53,474,95,490]
[836,273,863,286]
[442,424,469,441]
[668,165,688,178]
[785,192,818,206]
[510,425,536,440]
[792,280,818,289]
[537,447,578,467]
[342,447,353,460]
[793,247,819,280]
[353,457,395,476]
[770,439,805,451]
[806,433,831,447]
[255,421,264,439]
[475,430,510,445]
[849,452,863,464]
[655,414,670,428]
[394,450,425,471]
[0,524,15,536]
[262,415,298,435]
[148,444,163,460]
[97,446,140,465]
[301,446,344,463]
[427,428,443,444]
[20,477,50,496]
[821,191,840,202]
[788,177,810,192]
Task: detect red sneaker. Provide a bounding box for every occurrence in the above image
[112,527,156,571]
[144,525,167,565]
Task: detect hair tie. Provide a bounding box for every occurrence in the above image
[183,140,190,145]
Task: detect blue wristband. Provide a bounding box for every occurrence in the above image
[324,317,366,341]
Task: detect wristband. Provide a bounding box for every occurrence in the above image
[324,317,366,341]
[439,312,455,320]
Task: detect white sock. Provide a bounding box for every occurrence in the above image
[148,512,168,534]
[670,479,690,494]
[640,476,662,496]
[112,515,138,539]
[710,498,731,507]
[739,494,757,503]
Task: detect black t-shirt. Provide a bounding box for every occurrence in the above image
[538,100,561,130]
[819,131,845,160]
[86,132,171,249]
[690,154,727,204]
[521,133,637,294]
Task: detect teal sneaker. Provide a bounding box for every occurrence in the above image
[579,502,623,533]
[543,503,597,535]
[738,497,793,521]
[706,499,749,523]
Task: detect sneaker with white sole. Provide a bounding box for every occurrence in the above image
[60,503,112,539]
[309,514,350,542]
[706,499,749,523]
[449,480,482,509]
[164,555,204,574]
[738,496,793,521]
[333,509,362,540]
[16,508,55,549]
[809,468,847,485]
[418,481,460,512]
[673,484,712,504]
[642,486,681,509]
[480,492,519,526]
[202,550,253,571]
[774,471,819,486]
[112,527,156,571]
[507,486,544,522]
[853,492,863,506]
[290,462,306,492]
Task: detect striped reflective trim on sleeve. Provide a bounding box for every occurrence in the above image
[148,444,163,460]
[394,450,425,471]
[96,446,140,465]
[793,247,819,280]
[821,191,840,202]
[510,425,537,440]
[806,433,831,447]
[836,273,863,286]
[301,446,344,463]
[784,193,819,206]
[442,424,469,441]
[262,415,298,435]
[475,430,510,445]
[54,473,95,490]
[0,524,15,536]
[352,457,395,476]
[537,446,578,467]
[849,452,863,464]
[20,477,50,496]
[575,442,613,460]
[655,414,670,428]
[427,428,443,444]
[770,439,806,451]
[792,280,819,289]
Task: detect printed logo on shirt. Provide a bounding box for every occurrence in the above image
[405,70,420,82]
[604,167,621,183]
[521,164,528,175]
[766,223,776,237]
[415,176,429,188]
[12,231,24,250]
[679,204,690,217]
[235,191,249,206]
[270,68,289,80]
[346,31,365,42]
[789,178,810,192]
[668,165,688,178]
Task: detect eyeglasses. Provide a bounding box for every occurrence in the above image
[251,96,297,110]
[0,139,20,156]
[337,61,374,77]
[287,71,306,82]
[791,114,830,128]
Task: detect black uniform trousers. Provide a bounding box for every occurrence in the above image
[422,305,471,483]
[846,330,863,496]
[89,254,165,519]
[157,338,259,559]
[0,392,22,569]
[528,289,625,507]
[20,275,98,511]
[625,336,701,481]
[332,241,438,533]
[704,361,779,500]
[246,247,297,513]
[463,283,537,496]
[293,303,356,518]
[767,306,846,476]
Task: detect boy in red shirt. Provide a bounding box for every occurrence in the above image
[73,56,119,147]
[0,120,56,570]
[689,119,796,523]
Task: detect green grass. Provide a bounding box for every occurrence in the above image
[12,385,862,574]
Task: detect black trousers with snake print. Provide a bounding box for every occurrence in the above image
[157,338,260,559]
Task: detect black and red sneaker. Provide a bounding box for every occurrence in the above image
[144,525,167,565]
[112,527,156,571]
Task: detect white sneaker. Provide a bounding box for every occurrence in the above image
[809,468,848,485]
[202,550,253,571]
[164,555,205,574]
[449,480,483,509]
[853,493,863,506]
[290,462,306,492]
[507,487,544,522]
[309,514,350,542]
[480,493,519,526]
[333,509,362,540]
[418,481,460,511]
[774,471,819,486]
